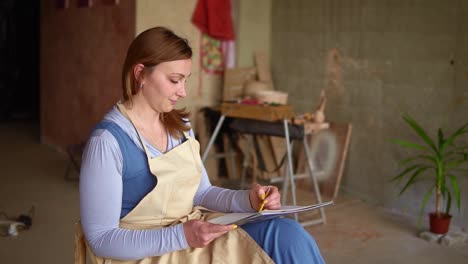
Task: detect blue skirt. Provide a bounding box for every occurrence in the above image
[242,218,325,264]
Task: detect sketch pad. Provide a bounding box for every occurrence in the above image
[208,201,334,226]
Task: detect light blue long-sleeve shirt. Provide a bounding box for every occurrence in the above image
[79,105,254,260]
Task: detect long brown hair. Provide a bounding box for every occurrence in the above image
[121,27,192,139]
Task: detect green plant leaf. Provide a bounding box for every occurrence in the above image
[390,164,423,182]
[399,167,430,196]
[438,128,444,149]
[440,182,447,199]
[390,139,427,150]
[402,114,438,154]
[445,191,452,215]
[399,155,436,166]
[418,184,435,225]
[448,174,461,212]
[439,175,446,202]
[408,175,433,185]
[441,122,468,153]
[437,160,444,192]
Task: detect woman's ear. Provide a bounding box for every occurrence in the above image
[133,64,145,83]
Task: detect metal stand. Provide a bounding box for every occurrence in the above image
[202,114,327,226]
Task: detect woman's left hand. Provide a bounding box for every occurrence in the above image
[249,184,281,211]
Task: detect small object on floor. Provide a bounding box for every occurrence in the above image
[0,206,34,237]
[419,230,444,243]
[419,230,468,246]
[8,222,25,236]
[0,220,27,237]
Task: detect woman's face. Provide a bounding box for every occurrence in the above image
[139,59,192,113]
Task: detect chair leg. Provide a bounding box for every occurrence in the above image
[74,223,87,264]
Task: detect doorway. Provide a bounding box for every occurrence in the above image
[0,0,39,122]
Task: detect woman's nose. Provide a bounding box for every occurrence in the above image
[176,84,187,97]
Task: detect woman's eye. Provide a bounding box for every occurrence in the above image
[170,80,179,84]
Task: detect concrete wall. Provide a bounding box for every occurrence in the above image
[40,1,135,147]
[235,0,271,67]
[451,0,468,229]
[272,0,468,228]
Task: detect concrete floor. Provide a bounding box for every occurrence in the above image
[0,121,467,263]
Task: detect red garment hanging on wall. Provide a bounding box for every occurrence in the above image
[191,0,235,41]
[192,0,236,96]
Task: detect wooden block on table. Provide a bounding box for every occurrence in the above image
[223,67,257,101]
[221,103,294,122]
[254,51,272,82]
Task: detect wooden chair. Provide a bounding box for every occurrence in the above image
[74,222,87,264]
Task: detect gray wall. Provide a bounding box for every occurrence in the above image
[272,0,468,228]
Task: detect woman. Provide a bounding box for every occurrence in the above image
[80,26,325,263]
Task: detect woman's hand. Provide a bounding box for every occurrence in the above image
[183,220,236,248]
[249,184,281,211]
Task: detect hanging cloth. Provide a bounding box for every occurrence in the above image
[192,0,236,94]
[192,0,235,41]
[200,34,224,74]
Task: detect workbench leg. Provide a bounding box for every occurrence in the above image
[283,119,298,221]
[281,161,289,205]
[202,115,226,163]
[280,140,295,205]
[303,136,327,225]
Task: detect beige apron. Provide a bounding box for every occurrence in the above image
[86,104,273,264]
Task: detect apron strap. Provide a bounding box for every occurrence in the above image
[116,102,192,161]
[116,102,152,160]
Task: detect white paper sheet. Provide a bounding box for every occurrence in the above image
[207,201,334,226]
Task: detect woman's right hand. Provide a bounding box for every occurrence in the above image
[183,220,236,248]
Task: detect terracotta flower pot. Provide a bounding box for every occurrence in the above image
[429,212,452,234]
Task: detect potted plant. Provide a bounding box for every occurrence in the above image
[391,114,468,234]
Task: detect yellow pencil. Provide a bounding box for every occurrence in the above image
[258,187,271,212]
